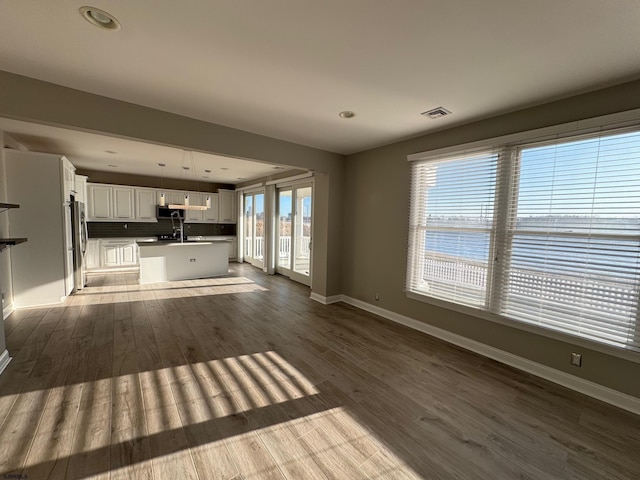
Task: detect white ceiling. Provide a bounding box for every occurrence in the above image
[1,0,640,159]
[0,117,289,184]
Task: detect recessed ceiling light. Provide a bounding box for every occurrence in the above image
[339,111,356,119]
[204,169,211,173]
[79,6,121,31]
[105,150,118,154]
[182,166,190,170]
[273,166,284,170]
[221,167,229,171]
[108,164,118,168]
[158,163,166,167]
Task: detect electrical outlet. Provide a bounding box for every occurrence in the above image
[571,352,582,367]
[375,293,380,301]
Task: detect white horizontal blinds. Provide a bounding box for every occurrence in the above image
[406,150,499,307]
[501,129,640,351]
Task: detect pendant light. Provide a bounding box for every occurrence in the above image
[167,150,210,210]
[158,163,166,206]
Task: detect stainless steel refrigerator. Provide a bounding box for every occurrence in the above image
[71,200,87,291]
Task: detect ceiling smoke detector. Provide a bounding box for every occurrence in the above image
[421,107,452,119]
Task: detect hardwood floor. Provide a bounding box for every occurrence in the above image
[1,263,639,479]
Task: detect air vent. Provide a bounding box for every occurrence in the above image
[421,107,451,119]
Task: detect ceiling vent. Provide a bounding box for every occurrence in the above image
[421,107,451,119]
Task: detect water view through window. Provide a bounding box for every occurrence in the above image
[409,128,640,351]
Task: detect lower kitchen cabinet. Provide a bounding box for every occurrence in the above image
[86,238,145,269]
[228,237,238,260]
[101,240,138,267]
[86,240,100,269]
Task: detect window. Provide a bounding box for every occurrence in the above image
[407,127,640,353]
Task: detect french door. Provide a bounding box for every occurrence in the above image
[243,191,265,268]
[277,184,312,285]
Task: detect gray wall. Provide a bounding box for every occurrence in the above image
[342,79,640,399]
[0,70,345,297]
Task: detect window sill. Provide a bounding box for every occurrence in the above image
[405,290,640,365]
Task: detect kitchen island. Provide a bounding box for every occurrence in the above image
[138,240,229,284]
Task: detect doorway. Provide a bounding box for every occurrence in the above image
[276,184,312,285]
[243,191,265,269]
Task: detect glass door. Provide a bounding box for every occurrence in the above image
[277,183,312,285]
[243,191,264,268]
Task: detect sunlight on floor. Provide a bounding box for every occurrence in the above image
[11,276,269,310]
[7,348,422,479]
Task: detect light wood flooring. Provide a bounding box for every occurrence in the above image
[1,263,639,479]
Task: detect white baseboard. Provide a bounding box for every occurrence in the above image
[0,350,11,376]
[2,302,14,321]
[309,292,343,305]
[340,295,640,416]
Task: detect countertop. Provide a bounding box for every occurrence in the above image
[137,239,232,247]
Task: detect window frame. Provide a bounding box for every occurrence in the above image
[406,110,640,362]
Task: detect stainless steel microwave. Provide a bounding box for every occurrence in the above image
[157,206,184,219]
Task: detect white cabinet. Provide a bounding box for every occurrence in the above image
[100,239,138,268]
[102,243,121,267]
[88,184,112,220]
[157,190,187,207]
[228,237,238,260]
[185,192,204,222]
[135,188,157,221]
[88,182,227,224]
[219,189,236,223]
[86,240,100,269]
[112,187,135,220]
[87,183,135,221]
[62,157,76,202]
[120,243,138,265]
[203,194,219,222]
[75,175,88,205]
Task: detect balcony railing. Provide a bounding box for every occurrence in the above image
[243,236,311,261]
[421,254,637,329]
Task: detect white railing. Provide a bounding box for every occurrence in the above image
[296,236,311,256]
[422,256,636,319]
[244,236,310,261]
[279,237,291,259]
[245,236,264,260]
[423,257,487,288]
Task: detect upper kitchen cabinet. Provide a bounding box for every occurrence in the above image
[88,184,112,220]
[185,192,205,222]
[62,157,76,202]
[203,193,219,222]
[113,187,135,219]
[218,189,236,223]
[135,188,158,222]
[74,175,88,205]
[87,183,135,221]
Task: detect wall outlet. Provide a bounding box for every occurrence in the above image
[570,352,582,367]
[375,293,380,301]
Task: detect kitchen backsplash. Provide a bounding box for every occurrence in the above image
[88,220,236,238]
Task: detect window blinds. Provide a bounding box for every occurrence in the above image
[406,150,499,308]
[500,131,640,350]
[406,127,640,353]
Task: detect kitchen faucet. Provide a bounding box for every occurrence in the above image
[170,210,185,243]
